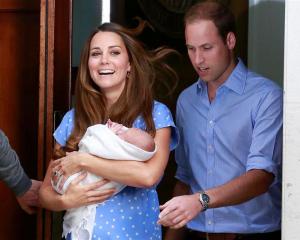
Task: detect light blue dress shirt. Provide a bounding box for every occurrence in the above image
[175,60,282,233]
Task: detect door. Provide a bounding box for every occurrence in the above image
[0,0,72,239]
[0,0,40,239]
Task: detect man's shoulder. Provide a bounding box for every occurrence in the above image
[246,70,282,94]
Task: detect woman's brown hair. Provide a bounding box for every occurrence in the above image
[57,22,178,155]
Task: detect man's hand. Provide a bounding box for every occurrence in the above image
[16,179,42,214]
[157,193,202,229]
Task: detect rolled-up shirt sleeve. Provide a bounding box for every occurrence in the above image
[247,88,283,179]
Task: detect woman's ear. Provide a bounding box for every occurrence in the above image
[226,32,236,50]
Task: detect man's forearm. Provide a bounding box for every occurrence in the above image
[206,169,274,209]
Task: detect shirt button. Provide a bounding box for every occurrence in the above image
[208,220,212,225]
[208,145,214,152]
[208,170,212,175]
[209,120,214,126]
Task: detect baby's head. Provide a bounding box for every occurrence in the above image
[118,128,155,152]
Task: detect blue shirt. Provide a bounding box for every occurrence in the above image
[54,101,178,240]
[175,60,282,233]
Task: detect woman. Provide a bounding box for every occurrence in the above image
[39,22,179,240]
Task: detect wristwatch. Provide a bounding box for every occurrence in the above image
[199,191,210,211]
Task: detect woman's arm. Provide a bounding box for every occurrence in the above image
[39,159,115,211]
[54,127,171,188]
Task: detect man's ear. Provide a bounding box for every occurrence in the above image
[226,32,236,50]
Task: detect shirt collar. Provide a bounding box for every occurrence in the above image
[196,58,247,95]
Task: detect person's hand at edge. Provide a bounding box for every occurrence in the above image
[16,179,42,214]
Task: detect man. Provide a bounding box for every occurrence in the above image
[0,129,41,214]
[158,1,282,240]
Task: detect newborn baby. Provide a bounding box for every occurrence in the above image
[52,120,156,194]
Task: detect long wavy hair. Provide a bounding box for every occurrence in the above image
[61,22,178,153]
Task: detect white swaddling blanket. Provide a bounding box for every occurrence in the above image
[55,124,156,240]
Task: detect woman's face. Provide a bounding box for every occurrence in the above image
[88,31,131,100]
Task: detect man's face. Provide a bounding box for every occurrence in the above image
[185,20,235,86]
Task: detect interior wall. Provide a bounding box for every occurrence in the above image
[248,0,285,86]
[72,0,101,67]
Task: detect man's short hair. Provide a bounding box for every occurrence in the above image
[184,0,236,42]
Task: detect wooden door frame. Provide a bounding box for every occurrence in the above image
[37,0,54,239]
[37,0,72,239]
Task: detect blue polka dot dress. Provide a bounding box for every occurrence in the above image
[54,101,179,240]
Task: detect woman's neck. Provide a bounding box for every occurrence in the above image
[104,92,119,109]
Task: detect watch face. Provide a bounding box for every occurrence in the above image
[202,193,210,203]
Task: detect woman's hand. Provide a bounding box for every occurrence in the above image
[61,172,116,209]
[51,151,86,186]
[39,160,116,211]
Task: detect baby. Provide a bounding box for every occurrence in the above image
[52,119,156,194]
[52,120,157,240]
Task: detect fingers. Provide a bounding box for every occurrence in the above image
[51,159,61,168]
[31,180,42,190]
[159,201,177,219]
[21,205,36,215]
[51,161,64,180]
[87,187,116,198]
[52,169,64,178]
[158,195,202,228]
[158,196,191,227]
[71,171,87,185]
[78,180,116,205]
[51,170,65,190]
[65,182,115,207]
[85,178,111,191]
[85,190,115,205]
[108,121,124,134]
[158,208,182,227]
[107,119,112,127]
[170,219,187,229]
[159,199,172,210]
[17,195,39,214]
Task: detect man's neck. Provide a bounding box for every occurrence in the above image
[206,57,238,102]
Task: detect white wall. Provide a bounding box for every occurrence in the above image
[282,1,300,239]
